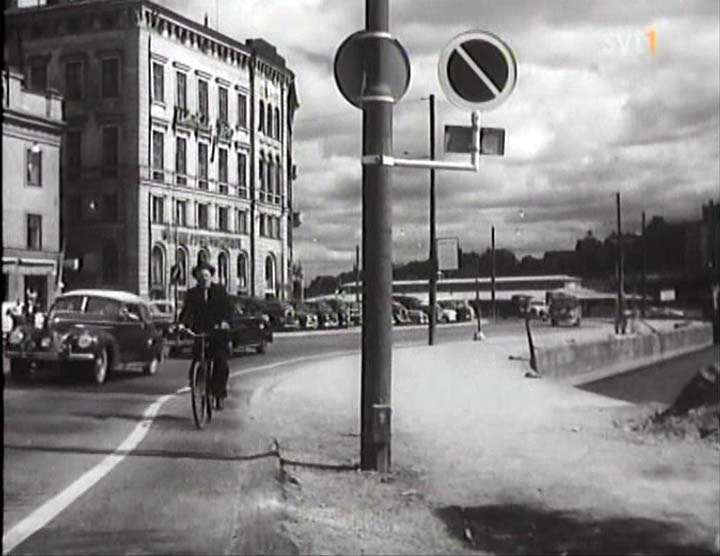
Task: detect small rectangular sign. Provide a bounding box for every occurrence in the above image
[660,289,676,302]
[444,125,505,155]
[437,237,459,271]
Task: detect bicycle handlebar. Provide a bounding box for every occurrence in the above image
[172,325,227,339]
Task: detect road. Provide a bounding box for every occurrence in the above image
[2,318,668,555]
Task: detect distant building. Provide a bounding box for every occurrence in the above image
[4,0,300,301]
[2,69,65,310]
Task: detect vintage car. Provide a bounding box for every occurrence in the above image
[392,301,411,326]
[321,298,352,328]
[147,299,176,338]
[305,301,339,329]
[293,303,320,330]
[407,308,429,325]
[527,298,550,320]
[258,298,300,331]
[549,294,582,327]
[439,300,473,322]
[5,289,165,384]
[420,303,457,324]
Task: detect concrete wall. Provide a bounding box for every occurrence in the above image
[535,323,714,380]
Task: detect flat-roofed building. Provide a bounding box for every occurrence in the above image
[4,0,299,301]
[2,69,65,310]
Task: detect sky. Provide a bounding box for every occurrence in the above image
[158,0,720,282]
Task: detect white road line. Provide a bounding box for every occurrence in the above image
[455,45,501,96]
[2,350,356,555]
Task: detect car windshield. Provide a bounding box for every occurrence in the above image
[85,297,122,318]
[149,303,172,315]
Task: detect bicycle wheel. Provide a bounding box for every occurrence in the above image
[190,360,209,429]
[205,360,213,422]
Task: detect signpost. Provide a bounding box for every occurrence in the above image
[335,11,517,471]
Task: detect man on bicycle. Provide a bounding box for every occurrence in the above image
[177,261,234,410]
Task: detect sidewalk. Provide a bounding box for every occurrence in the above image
[248,328,720,555]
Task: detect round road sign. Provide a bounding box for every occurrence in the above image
[334,30,411,109]
[438,30,517,112]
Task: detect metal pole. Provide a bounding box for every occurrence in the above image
[616,192,625,333]
[361,0,392,473]
[491,225,496,321]
[641,211,646,319]
[355,244,361,307]
[428,93,437,346]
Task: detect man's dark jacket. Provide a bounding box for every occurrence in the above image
[178,283,234,355]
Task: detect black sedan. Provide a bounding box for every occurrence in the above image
[5,289,165,384]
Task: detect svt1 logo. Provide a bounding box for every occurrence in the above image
[602,27,658,56]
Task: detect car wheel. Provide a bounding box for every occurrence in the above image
[91,347,109,385]
[143,354,160,375]
[10,360,30,381]
[256,337,267,354]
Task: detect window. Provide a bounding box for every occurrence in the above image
[176,71,187,110]
[267,104,273,138]
[218,86,228,122]
[151,245,165,287]
[236,253,248,291]
[175,136,186,185]
[27,214,42,250]
[258,100,264,132]
[237,152,247,196]
[175,248,187,286]
[259,157,265,201]
[237,93,247,128]
[103,193,118,221]
[152,61,164,102]
[197,249,208,266]
[198,79,208,121]
[174,199,187,226]
[65,61,83,100]
[26,148,42,186]
[266,160,274,202]
[151,196,164,223]
[67,130,81,178]
[274,107,280,140]
[198,143,208,189]
[259,214,266,237]
[152,130,164,181]
[217,252,228,286]
[217,206,228,231]
[101,58,119,98]
[197,203,209,229]
[275,159,282,202]
[218,148,228,187]
[101,126,118,176]
[265,254,276,293]
[29,61,47,91]
[236,209,248,234]
[102,240,119,283]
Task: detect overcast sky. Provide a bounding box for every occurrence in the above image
[159,0,719,281]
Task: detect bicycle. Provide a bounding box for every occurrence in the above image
[177,327,223,429]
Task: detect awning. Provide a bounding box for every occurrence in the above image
[3,256,57,275]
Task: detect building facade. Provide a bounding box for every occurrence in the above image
[5,0,299,302]
[2,69,65,310]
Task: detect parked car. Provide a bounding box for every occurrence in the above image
[393,295,423,311]
[527,298,549,320]
[305,301,340,329]
[4,289,165,384]
[407,308,429,324]
[347,301,362,325]
[258,298,299,331]
[647,306,686,319]
[322,298,352,327]
[147,299,176,338]
[439,300,473,321]
[392,301,411,325]
[421,303,457,323]
[293,303,320,330]
[549,294,581,327]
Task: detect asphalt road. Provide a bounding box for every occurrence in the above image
[0,317,656,555]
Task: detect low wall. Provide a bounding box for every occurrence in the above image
[535,323,714,380]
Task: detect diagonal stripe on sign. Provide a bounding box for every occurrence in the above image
[455,44,501,97]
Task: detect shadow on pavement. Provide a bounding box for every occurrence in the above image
[434,503,714,555]
[4,442,280,463]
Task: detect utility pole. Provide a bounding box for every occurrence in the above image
[355,244,361,307]
[641,211,646,319]
[616,192,625,334]
[360,0,393,472]
[428,93,437,346]
[491,225,496,321]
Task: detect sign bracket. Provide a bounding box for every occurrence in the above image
[362,111,481,172]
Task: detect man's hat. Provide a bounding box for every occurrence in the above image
[192,260,216,280]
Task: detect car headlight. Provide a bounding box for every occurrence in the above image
[259,322,265,330]
[8,329,24,345]
[76,332,95,349]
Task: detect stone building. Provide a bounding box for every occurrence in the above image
[2,69,65,310]
[4,0,299,302]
